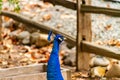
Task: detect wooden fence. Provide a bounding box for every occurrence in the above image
[44,0,120,71]
[77,0,120,71]
[1,0,120,72]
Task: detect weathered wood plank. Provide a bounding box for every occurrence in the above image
[76,0,91,71]
[76,0,84,71]
[0,68,71,80]
[105,0,120,3]
[0,64,46,78]
[82,0,91,70]
[81,4,120,17]
[82,41,120,60]
[0,11,76,46]
[44,0,77,10]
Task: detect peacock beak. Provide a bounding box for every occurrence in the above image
[63,37,66,40]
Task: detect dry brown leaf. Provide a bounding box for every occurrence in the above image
[104,25,112,31]
[42,14,52,21]
[107,39,119,46]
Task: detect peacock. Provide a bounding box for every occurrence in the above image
[47,31,64,80]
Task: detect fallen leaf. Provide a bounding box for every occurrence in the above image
[42,14,52,21]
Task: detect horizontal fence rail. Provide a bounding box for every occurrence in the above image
[81,4,120,17]
[0,11,76,45]
[44,0,120,17]
[82,41,120,60]
[2,10,120,60]
[1,6,120,60]
[44,0,76,10]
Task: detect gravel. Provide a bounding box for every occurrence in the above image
[2,0,120,79]
[2,0,120,69]
[2,0,120,42]
[19,0,120,43]
[91,0,120,42]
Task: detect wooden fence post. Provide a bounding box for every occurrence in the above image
[76,0,91,71]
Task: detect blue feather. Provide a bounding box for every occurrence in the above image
[47,33,64,80]
[48,30,53,41]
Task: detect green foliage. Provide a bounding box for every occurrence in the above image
[8,0,20,12]
[8,0,19,4]
[14,4,20,12]
[0,0,20,12]
[0,0,2,11]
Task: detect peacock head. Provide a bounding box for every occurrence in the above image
[48,31,64,43]
[54,34,64,43]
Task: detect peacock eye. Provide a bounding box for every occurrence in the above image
[58,37,63,41]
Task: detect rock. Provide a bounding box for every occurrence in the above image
[30,32,40,44]
[35,33,50,47]
[60,42,76,66]
[17,31,30,40]
[2,18,14,28]
[107,59,118,70]
[22,37,30,45]
[14,31,31,45]
[30,33,50,47]
[10,30,31,44]
[90,66,106,77]
[90,56,110,67]
[63,47,76,66]
[105,64,120,77]
[9,30,20,37]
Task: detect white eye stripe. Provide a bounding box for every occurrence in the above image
[58,37,63,41]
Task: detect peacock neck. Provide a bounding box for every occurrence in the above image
[47,36,64,80]
[52,39,60,55]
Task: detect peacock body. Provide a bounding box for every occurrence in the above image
[47,32,64,80]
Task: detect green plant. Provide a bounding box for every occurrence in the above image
[0,0,2,11]
[8,0,20,12]
[0,0,20,12]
